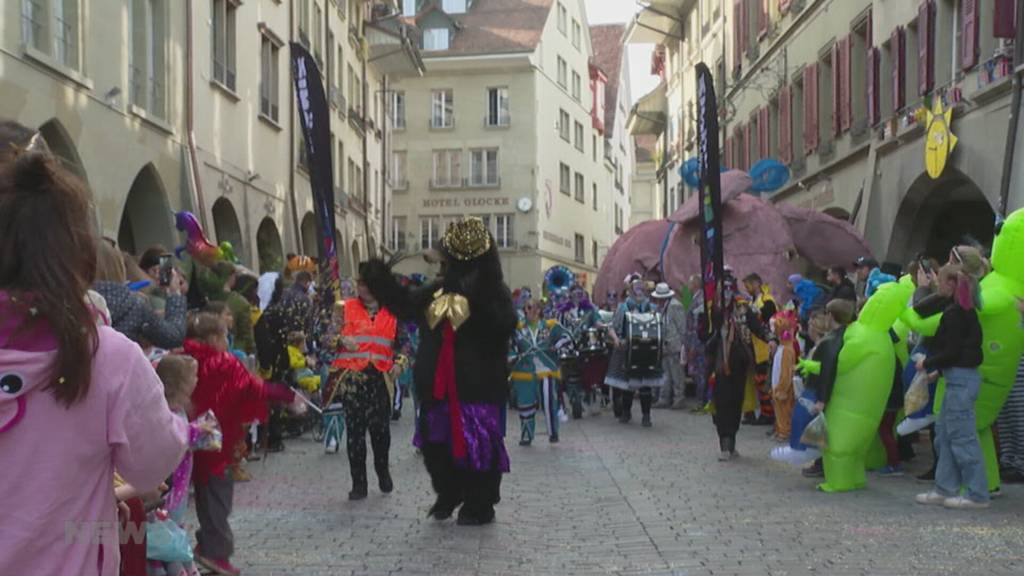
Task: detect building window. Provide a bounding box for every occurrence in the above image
[470,148,499,186]
[559,162,571,195]
[559,109,570,141]
[793,72,806,161]
[572,19,581,49]
[424,27,450,51]
[557,2,567,35]
[420,217,441,250]
[818,47,834,150]
[574,121,584,152]
[390,91,406,129]
[391,216,407,252]
[403,0,416,17]
[442,0,467,13]
[486,87,510,127]
[592,134,597,162]
[259,33,281,122]
[432,149,462,187]
[23,0,82,71]
[130,0,167,119]
[572,70,581,101]
[337,140,344,188]
[391,151,407,189]
[431,89,454,128]
[592,239,598,266]
[574,172,584,203]
[592,182,598,211]
[54,0,81,70]
[212,0,237,91]
[313,2,322,62]
[297,0,310,46]
[494,214,513,248]
[557,56,568,88]
[574,233,585,263]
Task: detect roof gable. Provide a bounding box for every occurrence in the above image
[590,23,626,134]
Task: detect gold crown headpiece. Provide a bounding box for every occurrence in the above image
[442,218,492,261]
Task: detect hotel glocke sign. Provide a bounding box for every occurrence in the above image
[422,197,511,209]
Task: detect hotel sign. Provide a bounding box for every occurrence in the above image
[422,197,511,209]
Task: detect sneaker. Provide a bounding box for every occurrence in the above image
[802,461,824,478]
[718,450,731,462]
[897,415,936,436]
[915,491,947,506]
[518,438,532,447]
[549,434,559,444]
[877,465,904,477]
[943,496,990,510]
[770,446,821,466]
[325,438,339,454]
[348,487,368,501]
[194,555,241,576]
[990,487,1002,499]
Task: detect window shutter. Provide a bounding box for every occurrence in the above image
[892,27,905,113]
[733,0,743,74]
[841,35,852,132]
[759,0,769,36]
[804,64,818,154]
[760,106,770,159]
[779,85,791,164]
[743,122,751,170]
[779,0,791,14]
[867,47,880,126]
[962,0,980,69]
[994,0,1016,39]
[724,135,733,169]
[831,42,841,137]
[918,1,934,95]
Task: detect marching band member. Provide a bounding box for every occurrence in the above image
[605,277,663,427]
[509,299,571,445]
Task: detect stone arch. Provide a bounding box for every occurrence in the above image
[886,168,995,265]
[300,212,318,257]
[256,217,284,273]
[117,163,174,255]
[38,119,88,185]
[211,197,245,263]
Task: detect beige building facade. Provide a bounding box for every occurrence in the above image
[627,0,1020,267]
[2,0,421,275]
[389,0,632,294]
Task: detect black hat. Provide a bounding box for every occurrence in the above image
[853,256,879,269]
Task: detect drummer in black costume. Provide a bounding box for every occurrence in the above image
[605,276,664,427]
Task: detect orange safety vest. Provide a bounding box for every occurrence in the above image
[333,298,397,373]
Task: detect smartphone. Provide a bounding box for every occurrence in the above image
[158,255,173,287]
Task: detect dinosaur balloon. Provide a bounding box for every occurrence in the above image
[174,211,224,268]
[899,208,1024,492]
[819,279,914,492]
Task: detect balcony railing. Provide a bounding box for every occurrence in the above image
[484,114,511,128]
[430,117,455,130]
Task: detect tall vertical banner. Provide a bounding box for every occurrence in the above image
[695,63,725,343]
[291,43,340,307]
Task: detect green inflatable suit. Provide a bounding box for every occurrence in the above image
[820,279,914,492]
[902,208,1024,492]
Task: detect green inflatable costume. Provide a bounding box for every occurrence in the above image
[899,208,1024,492]
[819,279,914,492]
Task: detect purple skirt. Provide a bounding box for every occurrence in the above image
[414,402,511,474]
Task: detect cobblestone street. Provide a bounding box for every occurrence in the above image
[215,407,1024,576]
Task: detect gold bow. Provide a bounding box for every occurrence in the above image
[426,289,471,331]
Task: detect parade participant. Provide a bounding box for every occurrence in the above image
[329,261,403,500]
[558,284,601,417]
[0,120,188,575]
[184,313,303,574]
[652,283,688,410]
[710,273,778,460]
[915,263,989,509]
[853,257,880,305]
[509,299,569,445]
[788,274,825,326]
[826,267,857,303]
[684,275,710,411]
[997,300,1024,483]
[742,273,778,425]
[606,278,662,427]
[770,309,800,442]
[373,218,516,526]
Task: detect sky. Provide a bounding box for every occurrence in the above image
[584,0,658,106]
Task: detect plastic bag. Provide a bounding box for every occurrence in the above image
[904,353,931,415]
[799,412,828,449]
[191,410,223,452]
[146,517,193,563]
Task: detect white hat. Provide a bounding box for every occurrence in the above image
[651,282,675,299]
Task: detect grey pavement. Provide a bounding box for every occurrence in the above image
[212,407,1024,576]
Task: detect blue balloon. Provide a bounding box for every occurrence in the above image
[680,158,700,188]
[749,158,791,193]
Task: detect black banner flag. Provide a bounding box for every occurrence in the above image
[695,63,724,343]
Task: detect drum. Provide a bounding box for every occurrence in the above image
[580,327,608,356]
[558,342,581,379]
[626,312,662,378]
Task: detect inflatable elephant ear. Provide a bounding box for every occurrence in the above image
[855,280,914,333]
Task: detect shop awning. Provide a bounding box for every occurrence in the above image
[623,0,693,44]
[627,82,667,136]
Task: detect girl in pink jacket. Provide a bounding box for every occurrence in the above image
[0,121,189,576]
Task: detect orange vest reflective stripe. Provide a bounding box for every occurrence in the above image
[333,298,397,373]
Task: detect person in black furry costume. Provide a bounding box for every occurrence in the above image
[369,218,517,525]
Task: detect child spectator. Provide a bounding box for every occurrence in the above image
[183,313,304,575]
[287,331,322,394]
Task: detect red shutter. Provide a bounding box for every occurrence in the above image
[759,0,769,37]
[760,106,770,159]
[892,27,905,113]
[804,63,818,154]
[733,0,743,74]
[779,85,791,164]
[841,35,852,132]
[831,42,841,137]
[734,126,743,169]
[962,0,980,69]
[724,136,733,169]
[779,0,791,14]
[743,122,752,170]
[867,47,880,125]
[918,1,934,95]
[739,0,748,59]
[994,0,1017,39]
